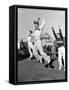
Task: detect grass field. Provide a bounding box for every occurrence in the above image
[18,58,65,82]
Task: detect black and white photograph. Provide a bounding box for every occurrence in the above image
[9,5,67,85]
[17,6,67,83]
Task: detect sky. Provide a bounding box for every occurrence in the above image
[18,8,65,42]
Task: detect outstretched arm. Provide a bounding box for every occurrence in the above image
[39,19,45,31]
[52,27,58,40]
[59,28,63,40]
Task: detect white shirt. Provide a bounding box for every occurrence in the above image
[33,19,45,40]
[33,30,41,40]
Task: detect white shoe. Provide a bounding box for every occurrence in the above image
[29,56,32,60]
[59,66,62,71]
[47,56,50,64]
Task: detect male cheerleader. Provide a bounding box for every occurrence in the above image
[52,26,65,71]
[33,18,50,63]
[27,30,34,59]
[27,29,42,62]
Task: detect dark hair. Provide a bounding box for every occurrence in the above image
[34,21,39,25]
[29,30,32,34]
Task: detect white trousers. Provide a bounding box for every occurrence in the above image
[18,41,20,50]
[28,41,42,62]
[58,46,65,71]
[33,40,50,63]
[28,42,33,59]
